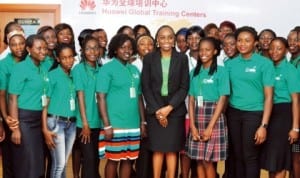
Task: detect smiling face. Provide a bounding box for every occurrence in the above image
[27,39,48,63]
[57,28,73,44]
[187,32,201,52]
[157,26,175,53]
[83,39,100,66]
[259,31,275,51]
[137,36,154,58]
[288,31,299,55]
[116,40,133,63]
[236,31,256,59]
[199,40,216,67]
[42,29,57,50]
[9,35,26,60]
[223,35,238,58]
[92,30,108,49]
[269,39,287,64]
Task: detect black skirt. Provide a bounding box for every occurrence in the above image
[147,113,185,152]
[260,103,292,172]
[12,109,44,178]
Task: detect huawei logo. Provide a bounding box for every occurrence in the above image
[80,0,96,10]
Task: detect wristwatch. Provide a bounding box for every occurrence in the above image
[293,128,300,132]
[261,123,268,129]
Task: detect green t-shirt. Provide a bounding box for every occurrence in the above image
[72,62,102,128]
[47,65,76,117]
[8,56,49,111]
[161,57,171,96]
[96,58,141,129]
[189,66,230,101]
[273,59,300,103]
[290,55,300,68]
[226,53,275,111]
[41,55,55,71]
[0,53,18,90]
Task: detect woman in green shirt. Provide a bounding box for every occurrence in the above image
[42,43,76,178]
[226,26,275,178]
[260,37,300,178]
[8,34,48,178]
[187,37,229,178]
[37,26,58,71]
[258,29,276,58]
[97,33,146,178]
[72,36,103,178]
[288,29,300,67]
[0,29,26,178]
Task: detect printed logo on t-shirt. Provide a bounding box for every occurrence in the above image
[245,66,256,73]
[275,74,282,81]
[203,76,214,84]
[132,73,139,79]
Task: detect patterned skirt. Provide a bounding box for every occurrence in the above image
[186,101,228,161]
[101,128,140,161]
[98,129,106,159]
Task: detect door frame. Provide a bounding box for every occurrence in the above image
[0,4,61,25]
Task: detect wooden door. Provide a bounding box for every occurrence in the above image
[0,4,60,54]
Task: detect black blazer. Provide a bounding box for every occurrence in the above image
[141,49,189,117]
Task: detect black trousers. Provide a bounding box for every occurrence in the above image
[226,107,263,178]
[77,127,100,178]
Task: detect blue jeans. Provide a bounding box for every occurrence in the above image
[47,116,76,178]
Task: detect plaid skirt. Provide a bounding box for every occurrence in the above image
[186,101,228,161]
[292,142,300,152]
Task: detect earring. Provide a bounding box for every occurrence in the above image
[156,43,159,48]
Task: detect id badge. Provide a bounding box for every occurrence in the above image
[70,98,75,111]
[197,96,203,107]
[130,87,136,98]
[41,94,47,107]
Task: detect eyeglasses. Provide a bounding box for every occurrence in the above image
[187,37,201,42]
[259,37,273,41]
[85,47,100,51]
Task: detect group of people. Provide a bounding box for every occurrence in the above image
[0,19,299,178]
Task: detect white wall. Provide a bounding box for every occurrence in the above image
[1,0,298,41]
[0,0,61,4]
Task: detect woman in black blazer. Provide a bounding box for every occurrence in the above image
[141,25,189,178]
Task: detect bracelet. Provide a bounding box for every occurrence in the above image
[104,125,112,130]
[293,128,300,132]
[141,121,147,125]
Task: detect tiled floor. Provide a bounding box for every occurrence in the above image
[0,157,287,178]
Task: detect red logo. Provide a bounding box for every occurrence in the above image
[80,0,96,10]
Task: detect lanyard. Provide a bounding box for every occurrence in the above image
[125,65,135,87]
[84,62,97,80]
[38,66,48,95]
[68,74,75,99]
[197,68,214,96]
